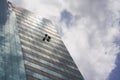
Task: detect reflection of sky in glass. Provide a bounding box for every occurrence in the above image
[0,1,26,79]
[0,0,8,24]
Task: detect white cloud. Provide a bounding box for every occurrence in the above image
[10,0,120,80]
[62,17,120,80]
[61,0,120,80]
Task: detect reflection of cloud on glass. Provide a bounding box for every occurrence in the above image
[0,1,26,79]
[0,36,5,45]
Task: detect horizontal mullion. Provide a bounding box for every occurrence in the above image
[16,12,41,24]
[24,53,83,79]
[22,47,80,74]
[17,22,61,46]
[17,23,62,46]
[14,8,40,22]
[14,8,55,28]
[19,33,70,57]
[18,26,69,54]
[20,39,75,66]
[16,18,61,42]
[21,37,73,64]
[22,44,78,71]
[16,15,57,34]
[18,28,65,53]
[22,45,60,63]
[25,60,71,80]
[26,74,40,80]
[18,28,63,50]
[25,64,63,80]
[17,22,63,46]
[15,12,57,33]
[19,33,72,61]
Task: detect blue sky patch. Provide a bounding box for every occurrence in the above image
[60,9,73,27]
[108,53,120,80]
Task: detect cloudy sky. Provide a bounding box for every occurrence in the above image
[10,0,120,80]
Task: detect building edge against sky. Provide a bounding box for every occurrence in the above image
[0,0,84,80]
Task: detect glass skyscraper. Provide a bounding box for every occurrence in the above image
[0,1,84,80]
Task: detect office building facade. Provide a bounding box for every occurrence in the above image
[0,1,84,80]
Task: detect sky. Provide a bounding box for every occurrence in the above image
[9,0,120,80]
